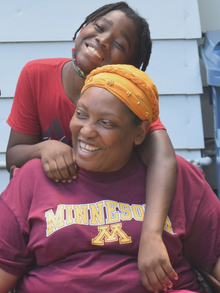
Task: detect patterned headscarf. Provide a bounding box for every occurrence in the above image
[81,64,159,123]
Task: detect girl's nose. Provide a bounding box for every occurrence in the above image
[95,33,110,50]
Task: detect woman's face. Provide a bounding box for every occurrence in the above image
[70,87,145,172]
[74,10,138,74]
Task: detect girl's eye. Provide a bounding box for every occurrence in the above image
[115,41,125,51]
[94,23,103,32]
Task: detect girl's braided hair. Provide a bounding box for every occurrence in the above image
[73,2,152,71]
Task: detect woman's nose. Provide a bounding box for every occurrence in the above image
[80,121,97,138]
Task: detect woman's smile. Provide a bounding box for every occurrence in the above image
[79,140,101,153]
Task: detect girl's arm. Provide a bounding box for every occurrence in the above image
[0,268,19,293]
[6,62,77,183]
[202,257,220,283]
[6,129,42,170]
[200,257,220,292]
[137,129,178,292]
[6,129,77,182]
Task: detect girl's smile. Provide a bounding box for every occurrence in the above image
[74,10,137,74]
[86,45,104,60]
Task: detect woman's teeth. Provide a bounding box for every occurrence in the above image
[87,46,103,60]
[80,141,100,152]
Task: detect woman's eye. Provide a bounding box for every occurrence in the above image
[75,109,86,119]
[100,120,114,128]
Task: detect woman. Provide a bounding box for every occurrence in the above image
[1,64,219,293]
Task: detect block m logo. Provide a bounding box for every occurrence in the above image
[92,223,132,245]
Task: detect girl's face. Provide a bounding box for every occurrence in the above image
[70,87,145,173]
[74,10,138,74]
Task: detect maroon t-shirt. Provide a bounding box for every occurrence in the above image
[0,154,220,292]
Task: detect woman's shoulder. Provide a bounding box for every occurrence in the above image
[11,158,44,182]
[0,159,44,216]
[176,155,205,179]
[175,155,207,201]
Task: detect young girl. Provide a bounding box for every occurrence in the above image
[6,2,178,291]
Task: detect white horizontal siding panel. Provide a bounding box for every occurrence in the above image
[139,0,201,39]
[0,0,201,42]
[159,95,204,149]
[0,99,13,152]
[175,149,202,160]
[147,40,203,95]
[0,169,9,194]
[0,40,202,98]
[0,153,6,169]
[183,0,201,39]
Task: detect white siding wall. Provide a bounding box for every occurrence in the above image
[0,0,203,192]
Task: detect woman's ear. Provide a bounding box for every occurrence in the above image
[134,120,150,146]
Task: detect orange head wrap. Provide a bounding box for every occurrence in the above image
[81,64,159,123]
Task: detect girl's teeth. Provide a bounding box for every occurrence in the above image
[87,46,102,60]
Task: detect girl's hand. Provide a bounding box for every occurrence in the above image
[138,233,178,292]
[40,140,77,182]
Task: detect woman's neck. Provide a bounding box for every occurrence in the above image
[77,151,140,181]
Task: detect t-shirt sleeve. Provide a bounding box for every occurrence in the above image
[148,117,166,133]
[7,62,41,135]
[0,164,36,276]
[0,199,34,276]
[183,181,220,267]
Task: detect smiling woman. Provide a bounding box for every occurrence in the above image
[70,64,158,172]
[71,87,140,172]
[0,63,160,293]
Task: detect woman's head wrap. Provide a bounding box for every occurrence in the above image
[81,64,159,123]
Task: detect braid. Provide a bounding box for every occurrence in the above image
[73,2,152,71]
[139,21,152,71]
